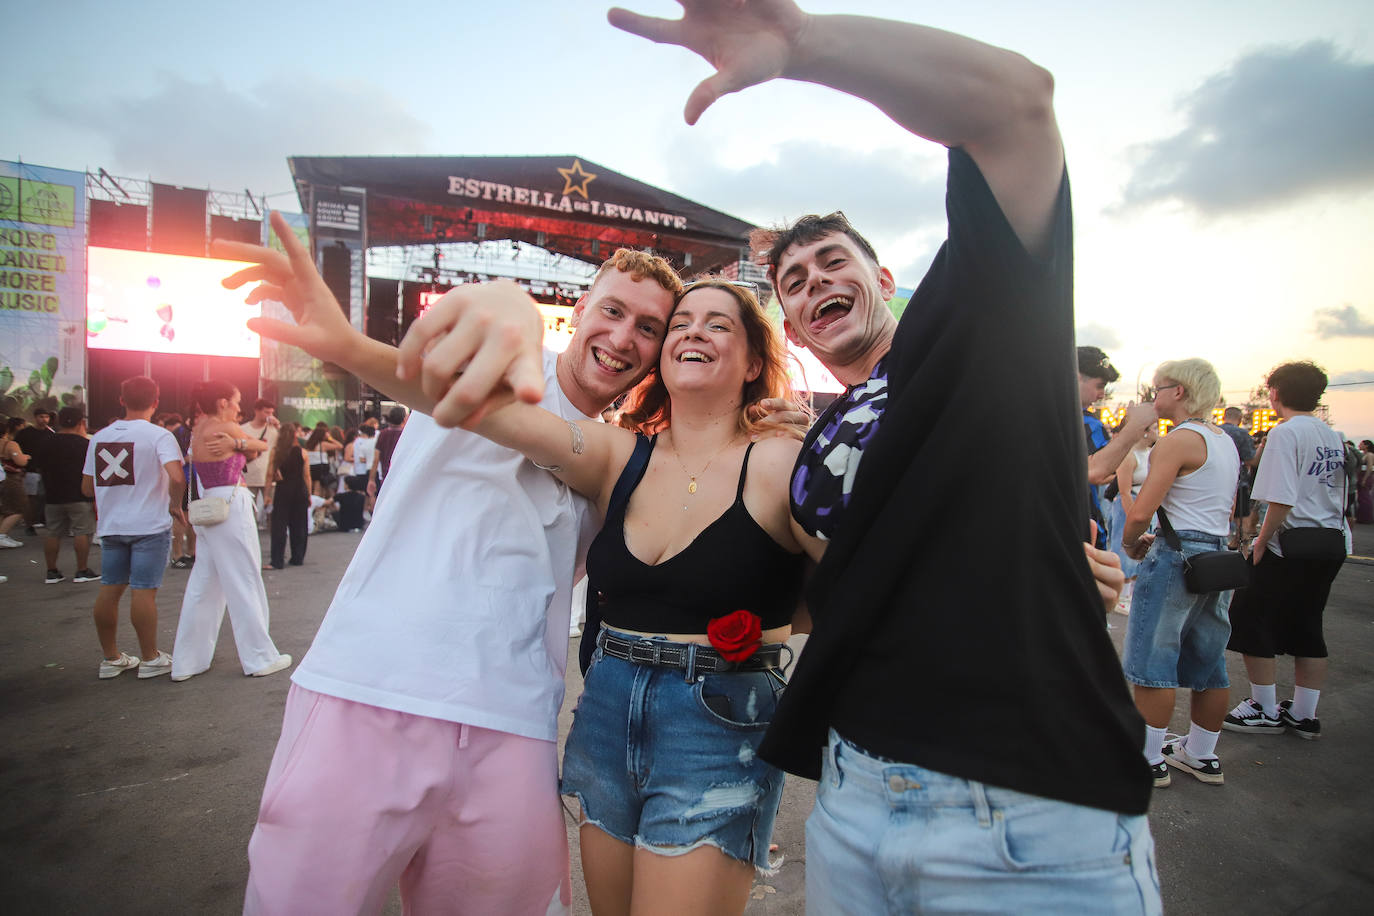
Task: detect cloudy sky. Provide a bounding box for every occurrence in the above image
[7,0,1374,435]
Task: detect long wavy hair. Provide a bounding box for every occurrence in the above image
[271,422,301,476]
[304,422,331,450]
[619,277,807,437]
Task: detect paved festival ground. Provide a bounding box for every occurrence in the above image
[2,522,1371,914]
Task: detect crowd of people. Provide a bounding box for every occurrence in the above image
[1,2,1367,913]
[1078,352,1358,792]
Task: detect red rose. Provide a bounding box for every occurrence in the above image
[707,610,763,662]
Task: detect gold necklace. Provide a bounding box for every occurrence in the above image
[667,429,738,497]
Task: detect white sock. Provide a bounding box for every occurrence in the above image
[1186,722,1220,760]
[1291,686,1321,721]
[1144,725,1168,765]
[1251,683,1278,718]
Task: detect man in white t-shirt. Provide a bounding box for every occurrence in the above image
[81,376,188,680]
[216,213,679,915]
[241,399,280,530]
[1225,361,1349,740]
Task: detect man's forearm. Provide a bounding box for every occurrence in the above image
[1256,502,1293,546]
[786,15,1061,250]
[1088,432,1138,485]
[332,332,437,415]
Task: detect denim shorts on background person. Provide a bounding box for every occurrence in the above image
[1123,530,1233,690]
[99,529,172,589]
[559,633,787,873]
[805,729,1161,915]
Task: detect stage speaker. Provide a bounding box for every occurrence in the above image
[320,242,352,318]
[151,183,208,256]
[367,278,401,345]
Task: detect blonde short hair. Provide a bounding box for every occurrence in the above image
[1156,358,1222,416]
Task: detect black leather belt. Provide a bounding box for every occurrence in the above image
[596,629,784,679]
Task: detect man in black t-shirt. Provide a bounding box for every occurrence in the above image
[608,1,1159,911]
[15,408,55,535]
[38,407,98,584]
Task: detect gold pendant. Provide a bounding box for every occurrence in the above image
[687,479,698,494]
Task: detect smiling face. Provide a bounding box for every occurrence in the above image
[559,269,675,415]
[659,286,762,399]
[774,232,897,380]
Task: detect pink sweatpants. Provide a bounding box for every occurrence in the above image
[244,686,570,915]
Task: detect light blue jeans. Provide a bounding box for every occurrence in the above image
[805,730,1161,915]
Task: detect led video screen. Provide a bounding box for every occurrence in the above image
[87,247,264,358]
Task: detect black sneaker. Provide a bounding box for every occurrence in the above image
[1222,698,1283,734]
[45,569,65,584]
[1162,738,1224,784]
[73,569,101,583]
[1150,759,1171,788]
[1279,700,1321,740]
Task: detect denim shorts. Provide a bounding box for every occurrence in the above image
[99,529,172,589]
[1122,530,1232,689]
[560,633,787,873]
[805,729,1161,915]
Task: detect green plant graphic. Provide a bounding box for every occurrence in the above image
[0,355,79,418]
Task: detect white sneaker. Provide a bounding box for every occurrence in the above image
[99,652,141,679]
[137,650,173,679]
[0,534,23,548]
[249,654,292,678]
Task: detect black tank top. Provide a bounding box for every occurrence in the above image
[588,437,804,634]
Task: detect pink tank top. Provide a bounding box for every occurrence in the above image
[194,454,247,489]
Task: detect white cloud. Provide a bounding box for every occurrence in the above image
[1115,42,1374,216]
[1329,369,1374,386]
[30,73,432,197]
[1314,305,1374,338]
[665,140,948,279]
[1075,323,1123,350]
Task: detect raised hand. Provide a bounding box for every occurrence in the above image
[213,211,357,367]
[394,280,546,428]
[608,0,807,124]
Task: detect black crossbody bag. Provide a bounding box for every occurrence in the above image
[1156,506,1251,593]
[1276,472,1348,561]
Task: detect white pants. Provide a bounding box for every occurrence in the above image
[172,486,282,677]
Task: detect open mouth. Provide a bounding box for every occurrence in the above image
[593,347,629,372]
[675,349,713,363]
[810,295,852,332]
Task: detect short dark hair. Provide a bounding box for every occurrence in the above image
[121,376,160,411]
[750,211,880,294]
[1077,346,1119,383]
[386,406,407,426]
[1266,361,1327,412]
[357,424,375,437]
[57,406,85,429]
[253,398,275,411]
[33,407,54,419]
[1223,406,1243,421]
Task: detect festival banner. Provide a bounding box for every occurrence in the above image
[0,161,87,417]
[273,378,350,429]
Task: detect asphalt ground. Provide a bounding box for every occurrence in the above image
[1,522,1371,915]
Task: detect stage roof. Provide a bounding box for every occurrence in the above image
[289,155,756,274]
